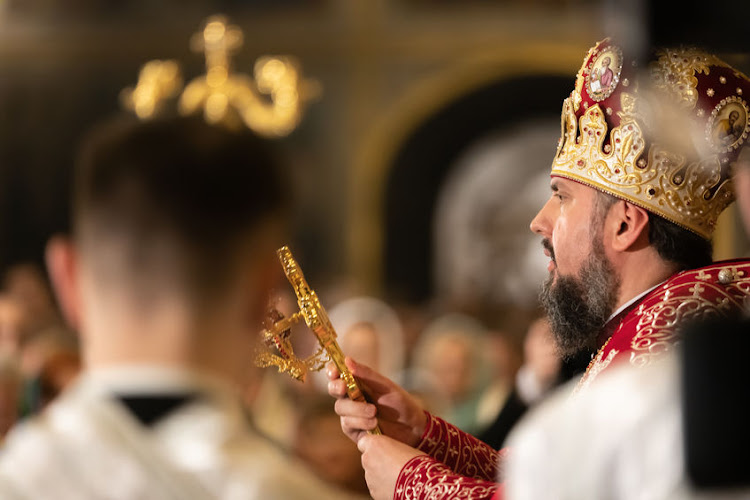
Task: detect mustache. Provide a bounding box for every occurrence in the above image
[542,238,556,263]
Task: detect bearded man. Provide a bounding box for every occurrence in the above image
[328,39,750,500]
[503,144,750,500]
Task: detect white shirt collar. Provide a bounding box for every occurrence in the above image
[80,364,239,397]
[606,280,666,324]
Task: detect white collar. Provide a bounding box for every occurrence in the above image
[79,365,239,398]
[606,280,665,324]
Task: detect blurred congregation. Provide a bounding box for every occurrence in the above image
[0,0,749,499]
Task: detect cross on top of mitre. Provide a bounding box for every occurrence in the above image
[121,15,320,137]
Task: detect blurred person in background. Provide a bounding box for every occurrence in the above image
[292,395,370,499]
[391,302,432,366]
[3,263,61,337]
[1,264,73,416]
[514,317,559,406]
[246,291,321,448]
[410,313,490,435]
[474,328,522,437]
[0,295,27,360]
[17,325,79,414]
[0,283,76,418]
[328,40,750,500]
[0,357,21,442]
[478,316,561,449]
[478,315,592,449]
[0,116,358,499]
[328,296,406,385]
[37,348,81,409]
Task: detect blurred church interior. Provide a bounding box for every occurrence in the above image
[0,3,748,495]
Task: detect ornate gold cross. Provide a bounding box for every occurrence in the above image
[256,246,382,435]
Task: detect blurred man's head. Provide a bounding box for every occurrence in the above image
[0,356,21,439]
[523,317,560,388]
[414,314,487,404]
[47,116,288,380]
[0,295,27,359]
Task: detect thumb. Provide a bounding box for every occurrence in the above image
[357,434,374,453]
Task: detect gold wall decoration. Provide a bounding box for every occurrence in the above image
[120,60,183,120]
[121,15,320,137]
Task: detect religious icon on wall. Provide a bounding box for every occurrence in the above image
[708,97,749,152]
[433,121,557,307]
[586,46,622,102]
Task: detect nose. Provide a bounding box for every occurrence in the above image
[530,198,553,237]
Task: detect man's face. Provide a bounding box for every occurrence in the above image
[530,178,621,356]
[531,178,600,283]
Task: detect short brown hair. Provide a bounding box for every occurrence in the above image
[74,116,287,306]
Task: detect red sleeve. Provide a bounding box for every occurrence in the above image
[415,411,504,481]
[395,455,503,500]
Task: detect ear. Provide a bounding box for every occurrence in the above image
[45,235,83,332]
[607,201,651,252]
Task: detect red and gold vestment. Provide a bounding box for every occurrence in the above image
[395,259,750,500]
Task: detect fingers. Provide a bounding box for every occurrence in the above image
[326,362,348,399]
[329,358,393,401]
[327,378,347,399]
[345,357,374,379]
[326,362,340,381]
[335,398,378,440]
[343,416,379,436]
[334,397,377,419]
[344,356,358,372]
[329,359,369,381]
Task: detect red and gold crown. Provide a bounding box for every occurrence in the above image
[552,38,750,239]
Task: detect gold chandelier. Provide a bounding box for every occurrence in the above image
[121,15,320,137]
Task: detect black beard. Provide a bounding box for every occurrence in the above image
[540,239,620,359]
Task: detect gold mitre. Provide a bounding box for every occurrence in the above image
[553,38,750,239]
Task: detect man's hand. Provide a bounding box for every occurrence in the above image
[327,357,427,446]
[357,434,425,500]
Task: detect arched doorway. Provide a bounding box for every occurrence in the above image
[382,74,571,303]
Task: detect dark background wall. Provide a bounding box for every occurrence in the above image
[1,0,748,304]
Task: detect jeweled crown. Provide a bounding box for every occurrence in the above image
[552,39,750,239]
